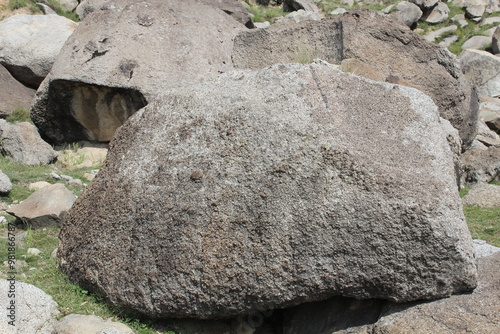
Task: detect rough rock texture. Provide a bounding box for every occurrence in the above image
[460,49,500,98]
[0,14,78,88]
[389,1,423,28]
[53,314,134,334]
[425,2,449,23]
[0,171,12,195]
[0,280,59,334]
[276,9,323,23]
[462,183,500,207]
[0,120,57,165]
[465,4,485,22]
[474,239,500,258]
[60,63,476,319]
[232,10,479,148]
[461,35,491,50]
[8,183,76,228]
[281,252,500,334]
[461,147,500,184]
[493,26,500,54]
[31,0,244,144]
[201,0,255,28]
[0,64,35,118]
[371,253,500,334]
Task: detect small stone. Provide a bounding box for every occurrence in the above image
[462,183,500,207]
[425,2,449,24]
[0,171,12,195]
[29,181,52,191]
[473,239,500,258]
[68,178,83,187]
[461,36,492,51]
[465,5,485,22]
[51,248,58,259]
[331,8,348,16]
[28,248,42,256]
[51,172,61,179]
[60,174,73,181]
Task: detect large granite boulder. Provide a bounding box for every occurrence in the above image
[31,0,244,143]
[0,120,58,165]
[60,63,476,319]
[460,49,500,98]
[0,14,78,88]
[232,10,479,149]
[0,64,35,118]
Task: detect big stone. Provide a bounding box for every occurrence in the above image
[59,63,477,319]
[31,0,244,143]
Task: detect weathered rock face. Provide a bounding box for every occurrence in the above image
[461,147,500,184]
[0,64,35,118]
[232,10,479,148]
[460,49,500,98]
[60,63,476,319]
[493,26,500,55]
[32,0,244,143]
[0,120,58,165]
[462,183,500,207]
[0,281,59,334]
[0,14,78,88]
[8,183,76,228]
[389,1,423,28]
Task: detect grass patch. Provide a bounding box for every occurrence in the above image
[463,206,500,246]
[7,0,78,21]
[0,227,167,333]
[6,107,32,124]
[246,4,286,23]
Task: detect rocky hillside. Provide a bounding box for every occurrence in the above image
[0,0,499,333]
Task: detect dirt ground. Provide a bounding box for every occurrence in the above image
[0,0,39,20]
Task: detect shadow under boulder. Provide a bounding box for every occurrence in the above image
[31,80,147,143]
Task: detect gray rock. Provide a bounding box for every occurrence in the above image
[424,25,457,42]
[389,1,423,28]
[31,0,244,144]
[36,2,58,14]
[453,0,500,14]
[460,49,500,98]
[75,0,110,20]
[465,4,485,22]
[53,0,79,12]
[461,147,500,184]
[480,16,500,26]
[232,11,479,148]
[254,21,271,29]
[461,35,491,50]
[425,2,450,24]
[451,14,468,28]
[7,183,76,228]
[53,314,134,334]
[409,0,438,9]
[68,178,83,187]
[201,0,255,28]
[439,34,459,48]
[0,120,58,165]
[27,247,42,256]
[283,0,321,12]
[0,64,36,119]
[0,14,78,88]
[473,239,500,258]
[462,183,500,207]
[276,9,323,23]
[493,26,500,54]
[371,253,500,333]
[0,171,12,195]
[331,8,348,16]
[60,63,476,319]
[0,280,59,334]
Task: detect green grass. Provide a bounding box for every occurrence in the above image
[463,206,500,246]
[6,108,32,124]
[246,3,286,23]
[0,227,167,333]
